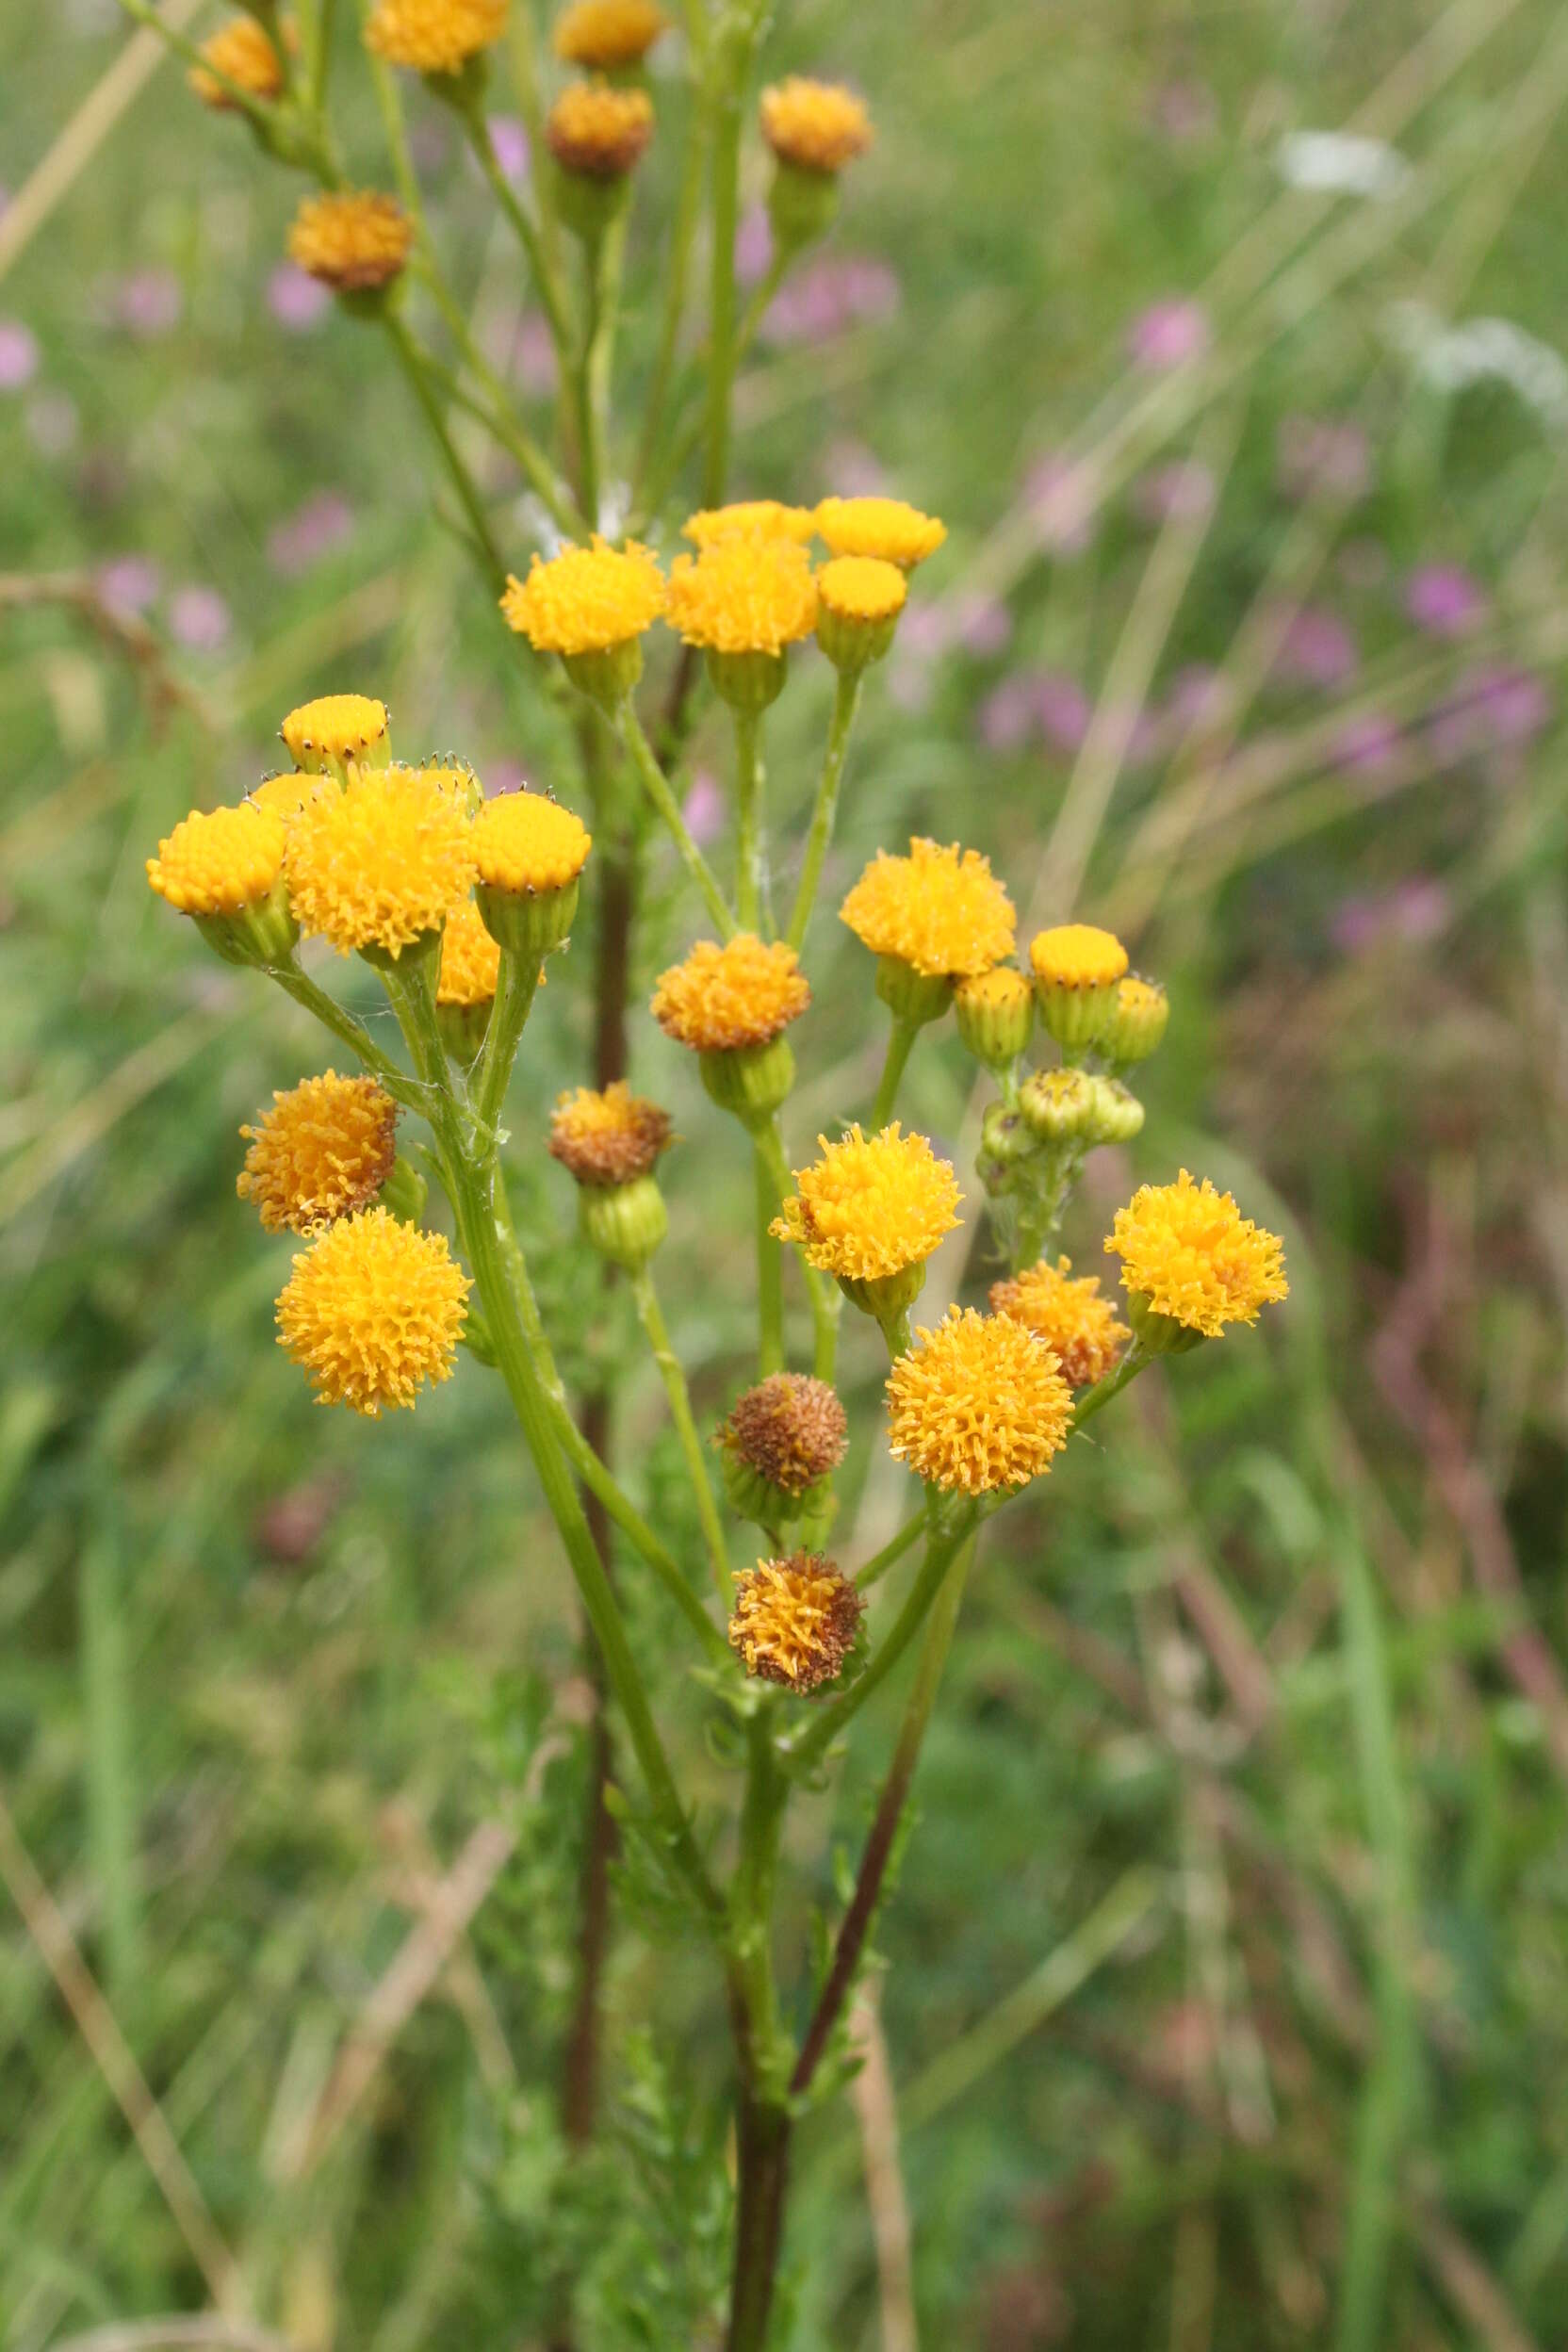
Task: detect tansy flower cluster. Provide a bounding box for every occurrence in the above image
[277,1210,470,1415]
[760,77,873,175]
[553,0,668,67]
[189,16,293,106]
[547,79,655,178]
[286,765,476,957]
[364,0,509,74]
[841,838,1016,981]
[989,1256,1129,1387]
[238,1072,399,1234]
[728,1553,863,1692]
[666,539,818,657]
[502,538,667,657]
[886,1308,1073,1496]
[287,191,411,292]
[653,935,809,1052]
[1106,1170,1289,1339]
[772,1125,960,1284]
[549,1082,672,1186]
[147,803,285,917]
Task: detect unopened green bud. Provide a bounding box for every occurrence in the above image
[1019,1066,1099,1144]
[700,1036,796,1130]
[707,647,790,714]
[874,956,954,1029]
[955,967,1035,1070]
[579,1173,668,1271]
[1082,1075,1145,1145]
[1101,975,1169,1068]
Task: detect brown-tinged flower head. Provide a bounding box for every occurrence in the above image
[886,1306,1072,1495]
[651,934,810,1052]
[547,77,654,177]
[816,555,906,626]
[501,537,666,655]
[277,1207,470,1415]
[471,790,592,896]
[436,898,502,1006]
[989,1255,1129,1388]
[760,77,873,174]
[815,496,946,568]
[188,15,293,107]
[286,763,476,957]
[147,804,286,917]
[237,1071,399,1234]
[1029,923,1129,992]
[549,1081,672,1186]
[840,837,1016,981]
[771,1123,960,1283]
[1105,1169,1289,1339]
[364,0,508,74]
[718,1374,848,1497]
[280,694,389,771]
[287,191,412,292]
[728,1552,864,1692]
[682,500,818,548]
[665,538,818,656]
[553,0,667,67]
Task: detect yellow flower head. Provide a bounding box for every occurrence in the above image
[652,934,810,1052]
[237,1071,399,1234]
[683,500,818,548]
[549,1081,672,1186]
[436,898,502,1006]
[277,1208,471,1415]
[886,1306,1072,1495]
[1105,1169,1289,1339]
[147,804,286,917]
[287,191,411,292]
[989,1255,1129,1388]
[547,78,654,176]
[280,694,389,771]
[188,16,292,107]
[472,790,592,897]
[665,539,818,656]
[501,537,666,656]
[760,77,873,174]
[286,765,476,957]
[728,1552,864,1692]
[365,0,508,74]
[771,1123,960,1282]
[816,555,906,626]
[815,496,946,568]
[840,837,1016,981]
[249,772,327,822]
[718,1373,848,1497]
[1029,923,1129,991]
[553,0,667,67]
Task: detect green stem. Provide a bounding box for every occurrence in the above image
[631,1266,731,1609]
[472,948,541,1139]
[80,1515,143,1999]
[870,1016,918,1129]
[724,1707,792,2351]
[1071,1345,1150,1433]
[702,74,744,508]
[269,962,428,1110]
[753,1119,839,1385]
[732,708,766,932]
[616,702,736,936]
[733,243,788,365]
[787,669,862,951]
[632,76,709,509]
[855,1511,925,1591]
[310,0,338,106]
[466,108,574,363]
[755,1144,784,1376]
[384,315,508,591]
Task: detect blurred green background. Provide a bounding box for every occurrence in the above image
[5,0,1568,2344]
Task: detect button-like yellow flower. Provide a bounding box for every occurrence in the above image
[652,934,810,1053]
[501,537,666,656]
[287,192,412,293]
[760,78,873,175]
[553,0,667,68]
[546,78,654,177]
[1105,1169,1288,1343]
[683,500,818,548]
[286,765,476,958]
[277,1208,471,1415]
[815,496,945,569]
[472,790,592,897]
[1029,922,1130,1052]
[886,1307,1072,1495]
[364,0,509,74]
[771,1123,960,1284]
[436,898,502,1007]
[728,1552,864,1692]
[280,694,389,773]
[147,804,286,917]
[665,539,818,658]
[841,837,1016,982]
[188,16,293,107]
[237,1071,399,1234]
[549,1081,672,1187]
[249,772,328,822]
[815,554,906,671]
[954,966,1035,1070]
[1101,973,1169,1067]
[989,1255,1129,1388]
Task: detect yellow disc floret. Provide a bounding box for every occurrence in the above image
[683,501,818,547]
[652,934,809,1052]
[771,1123,960,1282]
[886,1307,1072,1495]
[188,16,291,107]
[815,496,946,568]
[1029,923,1129,991]
[501,537,666,655]
[1105,1169,1289,1339]
[277,1208,471,1415]
[760,78,873,174]
[365,0,509,74]
[437,899,502,1006]
[549,1081,672,1186]
[817,556,906,625]
[287,191,411,291]
[840,837,1016,981]
[665,539,818,656]
[472,791,592,896]
[989,1256,1129,1388]
[553,0,667,67]
[286,765,476,957]
[280,694,389,770]
[237,1071,399,1234]
[728,1553,864,1692]
[546,78,654,176]
[147,804,286,916]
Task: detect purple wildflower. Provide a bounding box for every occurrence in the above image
[1126,299,1209,371]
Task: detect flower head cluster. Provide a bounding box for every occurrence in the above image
[886,1307,1072,1495]
[188,16,291,107]
[278,1209,470,1415]
[553,0,667,66]
[286,765,476,956]
[287,192,411,291]
[760,78,873,175]
[718,1373,848,1497]
[989,1256,1128,1387]
[666,539,818,656]
[147,804,286,916]
[815,496,945,568]
[652,934,809,1052]
[238,1072,399,1233]
[547,78,654,177]
[501,538,665,655]
[728,1553,863,1692]
[281,694,389,771]
[472,791,592,896]
[816,555,906,625]
[365,0,509,74]
[549,1081,672,1186]
[1029,923,1129,991]
[684,500,817,547]
[436,899,502,1006]
[841,837,1016,980]
[771,1124,960,1282]
[1105,1169,1289,1337]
